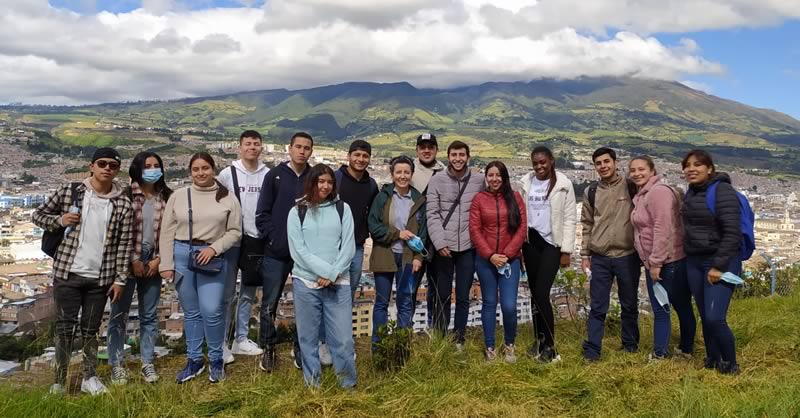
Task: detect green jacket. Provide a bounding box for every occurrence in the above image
[368,184,427,273]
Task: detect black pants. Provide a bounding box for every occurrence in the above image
[259,256,293,348]
[53,274,110,385]
[432,249,475,343]
[522,228,562,349]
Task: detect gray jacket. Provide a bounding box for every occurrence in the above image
[426,168,485,252]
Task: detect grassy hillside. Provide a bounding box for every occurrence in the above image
[4,77,800,172]
[2,292,798,417]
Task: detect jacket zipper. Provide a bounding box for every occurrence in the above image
[495,194,501,254]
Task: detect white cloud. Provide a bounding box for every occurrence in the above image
[680,80,714,94]
[0,0,796,104]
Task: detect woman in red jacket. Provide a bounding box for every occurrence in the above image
[469,161,527,362]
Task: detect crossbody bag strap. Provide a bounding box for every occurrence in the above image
[187,188,194,253]
[442,173,471,229]
[230,167,241,203]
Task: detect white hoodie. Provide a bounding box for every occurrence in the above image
[218,160,269,238]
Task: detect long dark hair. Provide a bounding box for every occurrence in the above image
[301,164,337,209]
[485,161,521,232]
[531,146,557,199]
[129,151,172,201]
[188,152,228,202]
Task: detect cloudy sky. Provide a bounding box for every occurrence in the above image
[2,0,799,118]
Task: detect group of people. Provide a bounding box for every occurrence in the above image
[32,130,746,396]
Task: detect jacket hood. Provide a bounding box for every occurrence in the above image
[637,175,662,195]
[338,165,373,184]
[232,159,267,175]
[414,158,446,172]
[82,178,124,199]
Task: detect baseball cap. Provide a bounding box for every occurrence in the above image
[416,133,438,147]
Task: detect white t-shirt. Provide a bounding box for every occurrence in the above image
[527,177,554,245]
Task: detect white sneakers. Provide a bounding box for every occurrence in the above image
[223,346,236,365]
[231,338,264,356]
[80,376,109,396]
[319,343,333,366]
[48,383,66,396]
[141,363,160,383]
[110,366,128,385]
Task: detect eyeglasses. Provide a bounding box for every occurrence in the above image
[95,160,121,171]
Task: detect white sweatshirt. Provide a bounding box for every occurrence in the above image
[217,160,269,239]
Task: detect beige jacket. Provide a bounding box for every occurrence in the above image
[579,175,636,258]
[520,171,577,253]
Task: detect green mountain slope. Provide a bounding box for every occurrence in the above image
[4,77,800,172]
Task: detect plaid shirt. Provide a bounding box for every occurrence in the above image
[32,180,134,287]
[129,182,167,261]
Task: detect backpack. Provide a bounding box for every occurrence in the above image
[297,200,345,226]
[705,181,756,261]
[41,182,81,258]
[587,178,638,209]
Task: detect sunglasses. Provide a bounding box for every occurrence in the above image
[95,160,121,171]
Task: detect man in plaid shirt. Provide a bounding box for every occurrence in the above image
[32,147,134,396]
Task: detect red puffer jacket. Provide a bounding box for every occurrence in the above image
[469,190,527,260]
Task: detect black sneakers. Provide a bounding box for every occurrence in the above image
[259,346,276,373]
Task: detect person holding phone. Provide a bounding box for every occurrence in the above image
[159,153,242,384]
[32,148,133,396]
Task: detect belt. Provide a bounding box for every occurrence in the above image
[177,239,211,246]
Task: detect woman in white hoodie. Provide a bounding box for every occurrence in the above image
[520,146,577,363]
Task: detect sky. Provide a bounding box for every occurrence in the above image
[1,0,798,119]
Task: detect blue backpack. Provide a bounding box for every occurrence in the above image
[705,181,755,261]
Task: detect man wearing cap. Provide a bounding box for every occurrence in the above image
[411,133,446,328]
[33,147,134,396]
[311,139,380,365]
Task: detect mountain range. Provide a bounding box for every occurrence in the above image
[4,77,800,172]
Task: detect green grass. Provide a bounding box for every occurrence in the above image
[2,292,799,417]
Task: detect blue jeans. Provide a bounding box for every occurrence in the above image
[173,241,228,363]
[259,256,293,348]
[686,255,741,365]
[293,279,356,388]
[107,246,162,366]
[645,259,695,357]
[432,248,476,343]
[320,246,365,343]
[583,253,641,360]
[475,256,520,348]
[349,245,365,300]
[372,252,417,344]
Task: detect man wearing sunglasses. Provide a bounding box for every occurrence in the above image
[33,147,134,396]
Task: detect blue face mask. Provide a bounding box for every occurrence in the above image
[497,263,511,279]
[142,168,163,184]
[721,272,743,286]
[407,235,428,257]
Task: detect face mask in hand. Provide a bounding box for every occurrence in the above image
[497,262,511,279]
[407,235,428,257]
[142,168,163,184]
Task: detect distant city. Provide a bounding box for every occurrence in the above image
[0,122,798,376]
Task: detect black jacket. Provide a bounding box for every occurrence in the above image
[336,166,378,246]
[255,162,310,260]
[682,172,741,270]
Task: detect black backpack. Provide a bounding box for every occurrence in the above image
[587,178,638,209]
[41,182,81,258]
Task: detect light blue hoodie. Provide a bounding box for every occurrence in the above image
[287,199,356,288]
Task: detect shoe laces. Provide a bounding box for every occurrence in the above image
[142,364,157,379]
